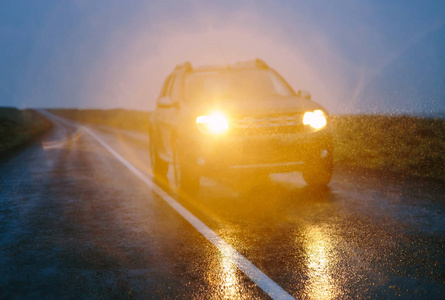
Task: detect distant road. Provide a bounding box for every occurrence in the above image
[0,111,444,299]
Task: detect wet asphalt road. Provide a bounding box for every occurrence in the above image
[0,112,444,299]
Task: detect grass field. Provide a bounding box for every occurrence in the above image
[51,109,444,181]
[331,115,445,181]
[0,108,52,155]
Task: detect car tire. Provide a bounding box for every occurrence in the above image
[149,134,168,179]
[173,139,200,196]
[302,155,333,188]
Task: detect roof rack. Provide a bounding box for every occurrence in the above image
[174,61,192,71]
[174,59,269,73]
[234,59,269,69]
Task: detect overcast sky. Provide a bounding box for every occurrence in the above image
[1,0,444,114]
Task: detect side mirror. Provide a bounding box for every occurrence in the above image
[157,97,179,108]
[297,90,311,100]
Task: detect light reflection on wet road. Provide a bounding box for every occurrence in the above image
[0,114,444,299]
[303,225,335,299]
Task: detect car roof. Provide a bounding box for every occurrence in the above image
[174,59,270,74]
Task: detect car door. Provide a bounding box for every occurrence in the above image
[154,74,174,159]
[157,73,177,160]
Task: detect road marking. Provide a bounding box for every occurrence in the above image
[41,111,294,299]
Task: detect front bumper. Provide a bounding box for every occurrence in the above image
[183,129,333,174]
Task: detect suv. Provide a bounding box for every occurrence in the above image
[149,59,333,194]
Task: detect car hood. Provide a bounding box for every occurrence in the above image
[191,95,327,116]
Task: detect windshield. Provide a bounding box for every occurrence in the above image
[184,69,294,103]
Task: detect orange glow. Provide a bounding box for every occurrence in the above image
[196,112,229,134]
[303,110,327,129]
[81,12,344,111]
[302,226,340,300]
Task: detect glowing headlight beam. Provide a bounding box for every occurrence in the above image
[196,112,229,134]
[303,110,327,129]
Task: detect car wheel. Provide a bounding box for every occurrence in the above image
[173,139,200,195]
[149,134,168,178]
[302,155,333,188]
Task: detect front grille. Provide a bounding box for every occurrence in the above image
[231,113,305,135]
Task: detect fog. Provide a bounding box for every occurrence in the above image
[1,0,444,114]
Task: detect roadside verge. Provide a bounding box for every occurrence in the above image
[0,108,52,156]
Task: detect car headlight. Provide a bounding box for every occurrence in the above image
[303,110,327,129]
[196,112,229,134]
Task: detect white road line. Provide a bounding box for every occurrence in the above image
[41,111,294,300]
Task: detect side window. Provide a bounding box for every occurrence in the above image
[159,75,172,98]
[165,74,176,97]
[170,73,182,102]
